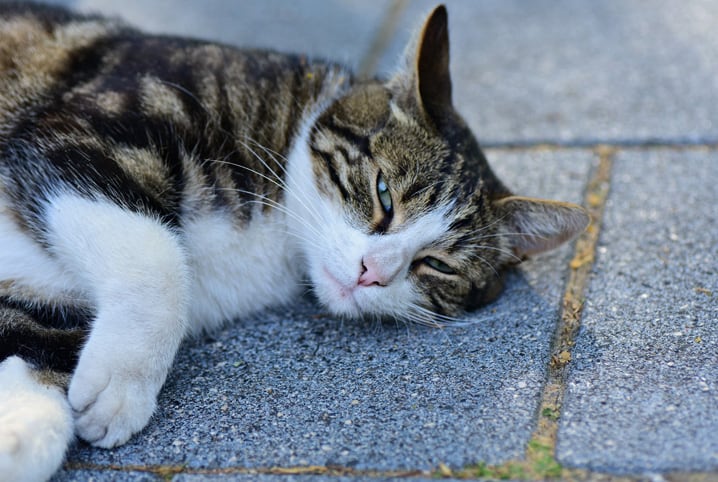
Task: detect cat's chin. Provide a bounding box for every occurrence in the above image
[313,266,363,318]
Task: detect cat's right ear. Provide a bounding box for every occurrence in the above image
[391,5,453,126]
[494,196,590,258]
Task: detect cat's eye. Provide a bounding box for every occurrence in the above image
[423,256,456,275]
[376,172,393,214]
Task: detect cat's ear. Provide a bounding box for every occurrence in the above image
[414,5,452,122]
[392,5,453,125]
[495,196,590,257]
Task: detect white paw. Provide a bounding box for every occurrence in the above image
[0,356,73,482]
[69,354,164,448]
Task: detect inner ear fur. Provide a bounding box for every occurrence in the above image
[495,196,590,257]
[390,5,453,127]
[415,4,452,122]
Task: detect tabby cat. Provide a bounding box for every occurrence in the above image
[0,3,588,480]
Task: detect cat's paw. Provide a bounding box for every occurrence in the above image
[68,354,163,448]
[0,356,73,482]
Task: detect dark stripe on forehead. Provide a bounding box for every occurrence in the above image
[310,145,350,200]
[335,144,357,166]
[320,117,371,159]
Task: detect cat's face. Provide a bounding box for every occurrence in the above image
[287,6,588,324]
[297,87,510,323]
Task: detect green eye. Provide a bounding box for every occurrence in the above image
[376,172,393,214]
[423,256,456,275]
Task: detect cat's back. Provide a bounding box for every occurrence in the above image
[0,3,347,221]
[0,3,330,135]
[0,3,121,115]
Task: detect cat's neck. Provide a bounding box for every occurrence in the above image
[179,49,353,221]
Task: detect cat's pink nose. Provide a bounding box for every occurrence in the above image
[358,257,392,287]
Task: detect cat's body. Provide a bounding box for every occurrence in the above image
[0,3,588,481]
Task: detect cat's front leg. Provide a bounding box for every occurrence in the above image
[68,301,186,448]
[46,196,190,447]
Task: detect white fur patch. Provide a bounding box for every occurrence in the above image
[44,195,190,448]
[0,196,84,303]
[183,208,302,333]
[0,356,73,482]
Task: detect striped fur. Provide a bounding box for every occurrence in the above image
[0,3,588,479]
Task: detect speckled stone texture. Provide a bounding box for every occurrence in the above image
[557,150,718,473]
[389,0,718,145]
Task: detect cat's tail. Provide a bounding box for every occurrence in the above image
[0,355,74,482]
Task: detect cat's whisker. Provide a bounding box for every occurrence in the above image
[209,153,328,229]
[235,141,289,190]
[241,136,290,173]
[473,253,502,278]
[230,138,329,228]
[208,159,288,195]
[240,136,330,229]
[400,304,447,328]
[406,302,460,326]
[462,244,523,263]
[406,304,485,328]
[461,211,513,238]
[213,187,325,244]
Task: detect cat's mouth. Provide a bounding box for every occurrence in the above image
[319,266,362,315]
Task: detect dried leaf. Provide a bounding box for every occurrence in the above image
[695,287,713,297]
[438,462,453,477]
[558,351,572,364]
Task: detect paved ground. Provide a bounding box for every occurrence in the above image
[33,0,716,480]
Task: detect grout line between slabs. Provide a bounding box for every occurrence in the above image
[526,145,615,475]
[62,462,427,480]
[62,462,718,481]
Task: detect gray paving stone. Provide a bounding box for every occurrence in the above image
[384,0,718,145]
[52,469,160,482]
[557,149,718,474]
[61,150,592,475]
[65,295,542,471]
[54,472,443,482]
[55,0,395,71]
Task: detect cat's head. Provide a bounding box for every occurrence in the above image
[287,5,588,324]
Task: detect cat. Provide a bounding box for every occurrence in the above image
[0,3,589,481]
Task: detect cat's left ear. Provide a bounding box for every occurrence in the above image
[414,5,452,123]
[393,5,453,125]
[494,196,590,258]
